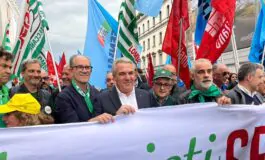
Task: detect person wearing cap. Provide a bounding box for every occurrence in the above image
[0,47,13,128]
[1,94,54,127]
[94,57,152,116]
[151,69,179,107]
[179,59,231,104]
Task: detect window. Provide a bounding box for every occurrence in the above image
[143,24,145,33]
[159,53,163,65]
[153,17,155,26]
[159,11,162,22]
[138,27,140,35]
[147,20,150,30]
[147,38,150,50]
[153,54,156,66]
[142,57,146,68]
[143,41,145,51]
[159,32,162,44]
[167,5,170,17]
[153,35,156,47]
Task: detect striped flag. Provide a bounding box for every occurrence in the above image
[12,0,49,77]
[2,22,12,52]
[117,0,141,64]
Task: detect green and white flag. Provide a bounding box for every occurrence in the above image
[36,50,48,72]
[117,0,141,64]
[12,0,49,77]
[2,22,12,52]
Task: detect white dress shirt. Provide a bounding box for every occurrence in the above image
[116,86,138,110]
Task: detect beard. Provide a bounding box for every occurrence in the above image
[200,79,213,90]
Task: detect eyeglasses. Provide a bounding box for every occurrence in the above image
[72,65,93,70]
[154,82,173,88]
[222,72,230,76]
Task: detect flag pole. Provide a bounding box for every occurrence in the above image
[113,22,121,61]
[44,30,62,92]
[177,18,183,78]
[231,27,240,72]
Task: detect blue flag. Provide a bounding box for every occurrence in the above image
[249,0,265,64]
[84,0,118,89]
[135,0,163,17]
[194,0,212,46]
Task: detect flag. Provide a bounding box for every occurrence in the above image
[2,22,12,52]
[46,51,59,85]
[194,0,212,47]
[84,0,118,89]
[58,52,66,77]
[162,0,190,89]
[12,0,49,77]
[196,0,236,63]
[117,0,141,64]
[147,53,154,87]
[36,50,48,71]
[249,0,265,64]
[134,0,163,17]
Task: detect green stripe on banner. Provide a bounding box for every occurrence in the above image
[119,29,132,46]
[118,42,136,63]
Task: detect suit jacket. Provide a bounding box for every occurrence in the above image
[227,85,264,105]
[94,86,152,116]
[55,84,99,123]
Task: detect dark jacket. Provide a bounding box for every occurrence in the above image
[94,86,152,116]
[55,84,99,123]
[10,84,52,110]
[227,85,264,105]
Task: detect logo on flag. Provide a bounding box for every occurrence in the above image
[97,21,111,47]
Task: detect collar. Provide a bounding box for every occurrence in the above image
[237,84,257,97]
[116,86,135,97]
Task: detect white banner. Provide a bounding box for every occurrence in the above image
[0,103,265,160]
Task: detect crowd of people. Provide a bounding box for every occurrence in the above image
[0,46,264,128]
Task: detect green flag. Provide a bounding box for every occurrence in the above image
[117,0,141,64]
[12,0,49,77]
[2,22,12,52]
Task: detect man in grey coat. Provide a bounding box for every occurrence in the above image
[227,63,264,105]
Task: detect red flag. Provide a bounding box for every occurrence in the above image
[162,0,190,88]
[58,52,66,78]
[147,53,154,87]
[196,0,236,63]
[46,51,59,86]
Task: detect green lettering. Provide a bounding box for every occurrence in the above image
[184,137,202,160]
[0,152,7,160]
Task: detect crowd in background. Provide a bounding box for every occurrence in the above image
[0,46,264,128]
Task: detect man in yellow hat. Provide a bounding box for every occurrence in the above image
[0,47,13,127]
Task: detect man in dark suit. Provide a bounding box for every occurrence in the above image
[55,55,113,123]
[95,57,152,116]
[227,63,264,105]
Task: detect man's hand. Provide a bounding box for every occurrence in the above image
[216,96,231,105]
[88,113,114,124]
[116,105,135,115]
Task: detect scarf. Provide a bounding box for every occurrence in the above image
[188,84,221,102]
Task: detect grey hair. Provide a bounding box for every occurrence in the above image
[69,55,91,67]
[21,59,41,72]
[112,57,136,76]
[190,58,212,74]
[238,62,264,81]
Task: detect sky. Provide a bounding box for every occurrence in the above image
[42,0,122,61]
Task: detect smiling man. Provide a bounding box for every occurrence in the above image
[180,59,231,105]
[55,55,113,123]
[94,57,152,116]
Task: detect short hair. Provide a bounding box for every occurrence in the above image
[21,59,41,72]
[238,62,264,81]
[112,57,136,76]
[0,47,13,61]
[190,58,212,74]
[69,55,90,67]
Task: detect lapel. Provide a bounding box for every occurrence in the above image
[234,85,246,103]
[135,88,143,108]
[109,87,122,111]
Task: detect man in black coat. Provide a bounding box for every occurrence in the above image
[227,63,264,105]
[94,57,152,116]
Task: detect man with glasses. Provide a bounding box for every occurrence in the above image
[180,59,231,104]
[10,59,53,116]
[55,55,113,123]
[151,69,179,107]
[40,70,53,94]
[94,57,151,116]
[0,47,13,127]
[213,64,230,92]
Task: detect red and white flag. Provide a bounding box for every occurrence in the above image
[162,0,190,88]
[196,0,236,63]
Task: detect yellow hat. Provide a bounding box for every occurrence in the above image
[0,93,41,114]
